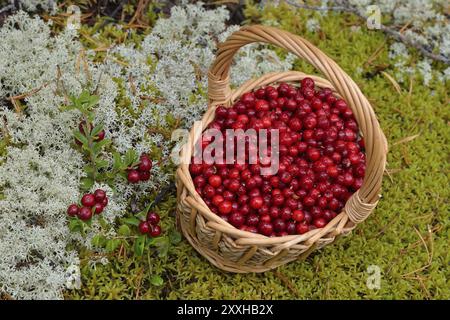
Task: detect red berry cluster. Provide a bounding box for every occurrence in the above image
[189,78,366,237]
[75,121,105,145]
[127,153,153,183]
[67,189,109,221]
[138,211,162,237]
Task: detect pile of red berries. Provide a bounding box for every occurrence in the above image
[138,211,162,237]
[75,121,105,145]
[127,153,153,183]
[189,78,366,237]
[67,189,109,221]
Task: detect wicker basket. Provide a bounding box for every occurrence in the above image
[176,25,388,273]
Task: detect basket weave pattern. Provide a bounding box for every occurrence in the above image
[176,25,388,273]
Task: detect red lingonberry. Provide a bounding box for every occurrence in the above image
[95,130,105,141]
[127,170,140,183]
[273,219,286,232]
[323,210,336,221]
[67,204,79,217]
[301,77,315,89]
[150,225,162,237]
[296,223,309,234]
[208,175,222,188]
[189,163,203,175]
[218,200,233,215]
[249,196,264,209]
[255,100,270,112]
[93,189,106,203]
[139,170,151,181]
[286,221,297,234]
[215,106,228,119]
[139,157,152,171]
[293,210,305,222]
[258,222,273,236]
[241,92,256,107]
[212,195,224,207]
[229,212,245,227]
[147,212,160,225]
[314,218,327,228]
[280,207,292,221]
[78,206,93,221]
[246,214,260,226]
[93,203,104,214]
[81,194,95,207]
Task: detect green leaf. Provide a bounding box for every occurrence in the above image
[92,139,111,154]
[83,165,95,175]
[78,90,90,101]
[87,95,99,108]
[81,144,91,154]
[136,210,147,221]
[79,91,99,109]
[113,152,123,170]
[59,104,77,112]
[95,158,109,169]
[134,234,146,256]
[149,236,169,258]
[91,234,107,248]
[86,112,96,123]
[69,95,80,108]
[105,239,121,253]
[169,230,182,245]
[73,130,88,146]
[83,215,93,226]
[122,217,141,227]
[68,219,83,233]
[106,180,117,194]
[90,123,104,137]
[144,202,153,213]
[118,224,131,236]
[117,171,127,180]
[96,216,108,230]
[150,275,164,287]
[80,177,95,191]
[124,149,138,167]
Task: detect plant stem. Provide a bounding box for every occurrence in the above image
[82,117,97,181]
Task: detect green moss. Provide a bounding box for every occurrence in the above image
[65,4,449,300]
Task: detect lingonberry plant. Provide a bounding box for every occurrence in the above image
[64,92,155,189]
[61,91,170,257]
[119,202,176,257]
[62,91,112,191]
[189,79,366,237]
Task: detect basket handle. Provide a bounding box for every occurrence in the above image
[208,25,387,224]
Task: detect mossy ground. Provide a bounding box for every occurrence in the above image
[49,3,448,300]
